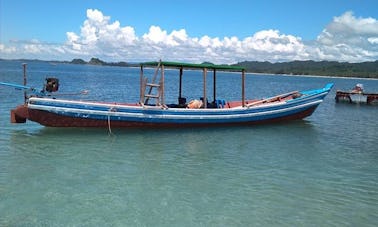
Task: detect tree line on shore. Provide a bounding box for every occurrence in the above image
[71,58,378,78]
[233,60,378,78]
[2,57,377,78]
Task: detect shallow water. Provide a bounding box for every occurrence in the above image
[0,60,377,226]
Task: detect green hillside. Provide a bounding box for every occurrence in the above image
[234,60,378,78]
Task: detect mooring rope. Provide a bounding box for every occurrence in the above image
[107,107,116,135]
[107,113,112,135]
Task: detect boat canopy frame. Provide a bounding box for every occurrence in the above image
[139,61,246,108]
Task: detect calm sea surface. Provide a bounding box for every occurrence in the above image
[0,60,377,226]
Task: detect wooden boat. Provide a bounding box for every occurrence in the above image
[335,83,378,104]
[5,61,333,128]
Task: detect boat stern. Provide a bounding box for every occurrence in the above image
[11,105,29,123]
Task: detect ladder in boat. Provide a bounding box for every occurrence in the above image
[140,61,164,106]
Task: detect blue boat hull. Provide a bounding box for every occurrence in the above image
[14,84,333,128]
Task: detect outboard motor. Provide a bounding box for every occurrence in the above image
[44,77,59,92]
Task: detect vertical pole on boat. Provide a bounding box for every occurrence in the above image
[161,64,165,105]
[139,65,144,104]
[213,69,216,102]
[242,69,245,107]
[203,68,207,108]
[23,63,27,104]
[179,67,183,98]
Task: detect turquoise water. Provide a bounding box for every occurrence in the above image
[1,60,377,226]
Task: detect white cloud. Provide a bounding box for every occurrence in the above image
[141,26,190,48]
[240,30,308,60]
[368,37,378,44]
[0,44,16,54]
[64,9,138,56]
[66,32,81,50]
[314,11,378,62]
[0,9,377,63]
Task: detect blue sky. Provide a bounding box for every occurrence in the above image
[1,0,378,63]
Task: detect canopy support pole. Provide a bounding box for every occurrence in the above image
[179,67,183,98]
[139,65,144,104]
[203,68,207,108]
[242,69,246,107]
[161,64,165,105]
[23,63,27,104]
[213,69,216,102]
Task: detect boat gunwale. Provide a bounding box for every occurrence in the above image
[28,83,330,106]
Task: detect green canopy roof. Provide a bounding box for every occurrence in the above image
[141,61,245,72]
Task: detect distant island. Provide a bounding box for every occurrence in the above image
[70,58,134,67]
[1,58,377,78]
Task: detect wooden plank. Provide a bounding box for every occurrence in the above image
[146,83,160,87]
[145,94,160,98]
[246,90,299,108]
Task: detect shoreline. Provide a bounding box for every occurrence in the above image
[246,72,378,81]
[1,58,377,80]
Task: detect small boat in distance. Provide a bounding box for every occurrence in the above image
[3,61,333,128]
[335,83,378,104]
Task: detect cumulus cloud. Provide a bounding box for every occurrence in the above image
[0,9,377,63]
[64,9,138,59]
[313,11,378,62]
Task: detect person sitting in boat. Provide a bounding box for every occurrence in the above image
[187,99,203,109]
[352,83,364,93]
[44,77,59,93]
